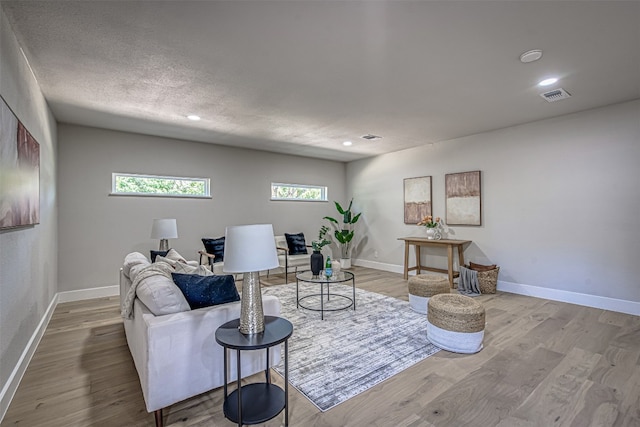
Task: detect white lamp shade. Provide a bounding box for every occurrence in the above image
[150,218,178,239]
[223,224,279,273]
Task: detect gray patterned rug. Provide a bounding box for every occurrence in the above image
[262,282,440,411]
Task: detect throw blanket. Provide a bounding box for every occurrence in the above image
[458,266,481,296]
[121,262,174,319]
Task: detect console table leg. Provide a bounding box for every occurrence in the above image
[403,242,410,279]
[447,245,454,288]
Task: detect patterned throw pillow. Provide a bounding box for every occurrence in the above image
[284,232,308,255]
[171,273,240,309]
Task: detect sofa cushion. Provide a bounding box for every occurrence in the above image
[285,232,308,255]
[174,262,214,276]
[202,237,225,263]
[136,273,191,316]
[171,273,240,309]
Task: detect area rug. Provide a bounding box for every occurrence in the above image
[261,282,440,411]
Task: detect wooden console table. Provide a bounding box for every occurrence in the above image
[398,237,472,287]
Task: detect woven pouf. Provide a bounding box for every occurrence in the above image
[407,274,450,314]
[427,293,485,354]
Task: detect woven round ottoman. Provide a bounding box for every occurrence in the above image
[427,293,485,354]
[407,274,450,314]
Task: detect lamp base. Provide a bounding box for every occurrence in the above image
[159,239,169,251]
[239,271,265,334]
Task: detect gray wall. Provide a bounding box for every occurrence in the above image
[57,124,346,291]
[348,100,640,305]
[0,9,58,406]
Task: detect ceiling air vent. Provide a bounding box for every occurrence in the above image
[540,88,571,102]
[361,134,382,140]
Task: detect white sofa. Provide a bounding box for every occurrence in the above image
[120,252,281,427]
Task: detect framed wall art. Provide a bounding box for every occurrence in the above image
[445,170,481,226]
[404,176,431,224]
[0,95,40,229]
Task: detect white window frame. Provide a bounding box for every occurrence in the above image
[270,182,328,202]
[111,173,211,198]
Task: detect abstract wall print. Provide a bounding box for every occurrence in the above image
[445,170,481,226]
[0,96,40,229]
[404,176,431,224]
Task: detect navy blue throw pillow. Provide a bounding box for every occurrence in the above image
[202,237,225,263]
[285,232,308,255]
[171,273,240,309]
[150,249,169,263]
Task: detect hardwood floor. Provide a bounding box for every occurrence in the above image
[3,266,640,426]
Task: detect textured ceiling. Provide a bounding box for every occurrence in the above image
[2,1,639,162]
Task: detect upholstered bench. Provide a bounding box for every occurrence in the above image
[407,274,450,314]
[427,293,485,354]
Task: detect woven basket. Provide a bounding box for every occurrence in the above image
[473,266,499,294]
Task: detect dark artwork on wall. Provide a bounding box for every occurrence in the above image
[0,95,40,229]
[404,176,432,224]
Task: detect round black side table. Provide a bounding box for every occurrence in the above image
[215,316,293,426]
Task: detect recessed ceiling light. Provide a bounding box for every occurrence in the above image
[343,141,353,146]
[520,49,543,63]
[538,78,558,86]
[187,115,201,121]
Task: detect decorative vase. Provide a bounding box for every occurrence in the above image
[425,228,442,240]
[310,251,323,276]
[331,259,341,275]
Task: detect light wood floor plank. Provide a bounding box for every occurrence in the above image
[3,266,639,426]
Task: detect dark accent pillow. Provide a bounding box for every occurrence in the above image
[171,273,240,309]
[285,232,308,255]
[202,237,225,263]
[150,249,169,263]
[469,262,497,272]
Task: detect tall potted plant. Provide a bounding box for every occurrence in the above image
[324,199,361,269]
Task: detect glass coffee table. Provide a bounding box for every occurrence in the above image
[295,270,356,320]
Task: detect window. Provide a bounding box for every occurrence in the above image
[112,173,210,198]
[271,183,327,201]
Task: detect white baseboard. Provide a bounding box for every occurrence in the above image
[0,293,58,422]
[497,280,640,316]
[1,284,120,423]
[57,285,119,303]
[354,259,640,316]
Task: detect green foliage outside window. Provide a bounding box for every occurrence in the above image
[271,183,327,201]
[113,174,209,197]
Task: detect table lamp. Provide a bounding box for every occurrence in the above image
[223,224,279,334]
[150,218,178,251]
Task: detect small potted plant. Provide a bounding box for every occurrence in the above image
[310,225,331,275]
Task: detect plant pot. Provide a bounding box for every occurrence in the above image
[340,258,351,269]
[310,251,324,275]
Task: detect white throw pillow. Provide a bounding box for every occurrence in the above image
[135,274,191,316]
[165,248,187,264]
[174,262,214,276]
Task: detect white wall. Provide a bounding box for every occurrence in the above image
[348,100,640,310]
[0,9,58,417]
[57,124,346,291]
